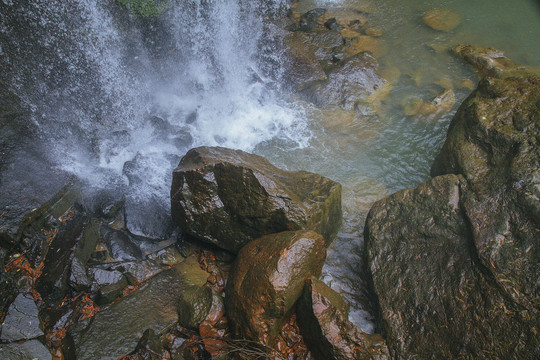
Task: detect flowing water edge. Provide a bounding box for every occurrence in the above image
[1,0,539,334]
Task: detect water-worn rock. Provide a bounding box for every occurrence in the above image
[171,146,342,253]
[297,277,389,360]
[69,255,208,360]
[177,286,213,330]
[301,52,389,111]
[0,293,43,342]
[365,51,540,358]
[225,230,326,345]
[422,8,462,32]
[283,34,328,91]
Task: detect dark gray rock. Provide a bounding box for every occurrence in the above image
[69,255,208,360]
[96,275,129,305]
[0,293,43,342]
[0,339,52,360]
[100,226,143,261]
[298,8,327,32]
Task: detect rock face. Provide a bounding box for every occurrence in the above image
[297,277,389,360]
[225,230,326,345]
[171,146,342,253]
[364,47,540,359]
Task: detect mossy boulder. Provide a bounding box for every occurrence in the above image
[364,48,539,359]
[171,146,342,253]
[225,230,326,345]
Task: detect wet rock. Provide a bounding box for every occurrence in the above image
[0,293,43,342]
[458,78,475,90]
[177,286,213,330]
[324,17,341,31]
[105,260,164,284]
[96,274,129,305]
[0,339,52,360]
[311,30,344,49]
[171,146,342,253]
[131,329,164,360]
[302,52,389,111]
[401,97,424,116]
[298,8,327,32]
[35,209,87,304]
[453,44,531,78]
[364,27,382,37]
[422,8,462,32]
[297,277,389,360]
[100,226,143,261]
[69,255,208,360]
[431,69,540,315]
[225,230,326,345]
[69,257,92,291]
[418,88,455,117]
[283,34,328,91]
[365,173,539,359]
[343,35,385,58]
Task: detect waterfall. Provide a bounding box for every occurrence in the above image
[0,0,308,238]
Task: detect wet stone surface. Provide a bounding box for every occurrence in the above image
[0,293,43,342]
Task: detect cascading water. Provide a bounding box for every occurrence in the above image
[0,0,309,238]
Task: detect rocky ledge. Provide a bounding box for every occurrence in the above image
[365,45,539,359]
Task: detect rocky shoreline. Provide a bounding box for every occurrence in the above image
[1,2,539,360]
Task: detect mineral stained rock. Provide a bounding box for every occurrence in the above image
[225,230,326,345]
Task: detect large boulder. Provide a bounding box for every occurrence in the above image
[225,230,326,345]
[171,146,342,253]
[365,175,538,359]
[364,48,540,359]
[297,277,389,360]
[431,52,540,314]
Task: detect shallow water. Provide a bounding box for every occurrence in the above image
[1,0,539,334]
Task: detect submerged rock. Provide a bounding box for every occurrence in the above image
[301,52,389,111]
[225,230,326,345]
[422,8,462,32]
[297,277,389,360]
[171,146,342,253]
[453,44,530,78]
[283,34,328,91]
[365,49,540,359]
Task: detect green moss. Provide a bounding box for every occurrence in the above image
[117,0,171,17]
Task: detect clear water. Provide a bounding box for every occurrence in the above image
[1,0,538,333]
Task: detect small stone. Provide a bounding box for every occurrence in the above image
[458,78,475,90]
[423,8,462,32]
[401,97,424,116]
[364,27,383,37]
